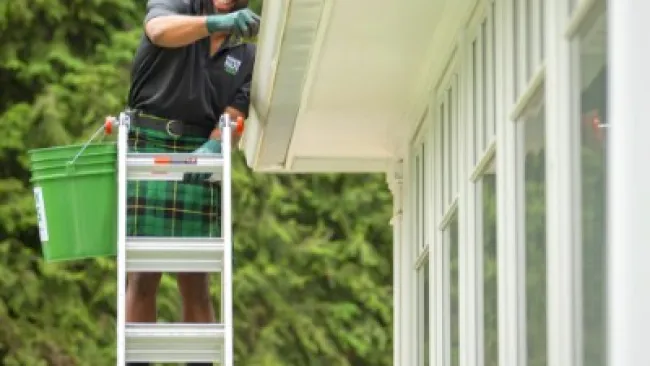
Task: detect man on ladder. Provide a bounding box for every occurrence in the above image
[123,1,259,365]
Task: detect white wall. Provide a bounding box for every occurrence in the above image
[389,0,611,365]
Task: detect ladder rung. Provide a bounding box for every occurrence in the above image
[126,153,223,176]
[125,323,224,363]
[126,171,223,182]
[126,237,224,273]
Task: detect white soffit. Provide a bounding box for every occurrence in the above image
[247,0,476,173]
[286,0,450,166]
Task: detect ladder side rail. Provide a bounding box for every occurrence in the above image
[116,112,129,365]
[221,115,234,366]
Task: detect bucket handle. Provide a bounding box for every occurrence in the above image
[67,123,109,166]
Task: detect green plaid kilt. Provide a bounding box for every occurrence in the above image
[126,126,221,238]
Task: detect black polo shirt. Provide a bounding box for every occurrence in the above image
[127,0,255,128]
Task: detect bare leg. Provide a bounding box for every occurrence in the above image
[126,272,162,322]
[177,272,216,323]
[125,272,162,366]
[178,272,215,366]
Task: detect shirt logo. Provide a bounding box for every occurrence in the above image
[224,55,242,75]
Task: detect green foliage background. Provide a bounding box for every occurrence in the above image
[0,1,393,365]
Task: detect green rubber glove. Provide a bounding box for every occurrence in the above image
[206,8,261,38]
[182,139,221,184]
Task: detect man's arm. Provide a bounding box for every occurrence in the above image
[227,73,252,119]
[144,0,261,48]
[220,73,252,143]
[208,74,251,144]
[144,0,210,48]
[146,16,211,47]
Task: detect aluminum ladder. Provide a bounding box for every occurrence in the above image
[105,112,241,365]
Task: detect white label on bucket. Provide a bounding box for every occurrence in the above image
[33,187,49,242]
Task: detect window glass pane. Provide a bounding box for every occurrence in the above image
[441,104,447,205]
[418,261,430,366]
[452,79,458,194]
[439,105,445,217]
[512,0,519,99]
[538,0,546,61]
[569,0,576,15]
[578,11,608,366]
[526,0,534,77]
[420,144,426,249]
[448,214,460,366]
[524,106,547,366]
[416,154,421,251]
[482,20,489,148]
[473,40,479,164]
[482,163,498,366]
[447,89,453,201]
[491,3,497,137]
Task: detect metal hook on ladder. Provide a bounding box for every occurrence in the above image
[103,111,244,365]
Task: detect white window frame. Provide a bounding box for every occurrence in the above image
[493,0,521,364]
[411,117,432,366]
[565,1,608,366]
[465,2,500,366]
[499,0,552,365]
[510,0,552,363]
[432,48,462,366]
[516,88,548,366]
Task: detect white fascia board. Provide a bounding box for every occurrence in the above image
[246,0,325,172]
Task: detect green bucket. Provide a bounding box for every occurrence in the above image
[30,152,117,171]
[28,142,118,262]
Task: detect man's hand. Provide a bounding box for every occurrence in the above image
[213,106,245,145]
[182,107,245,184]
[182,139,221,184]
[206,8,261,38]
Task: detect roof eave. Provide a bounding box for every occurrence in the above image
[244,0,325,172]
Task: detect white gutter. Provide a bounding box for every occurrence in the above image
[244,0,325,171]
